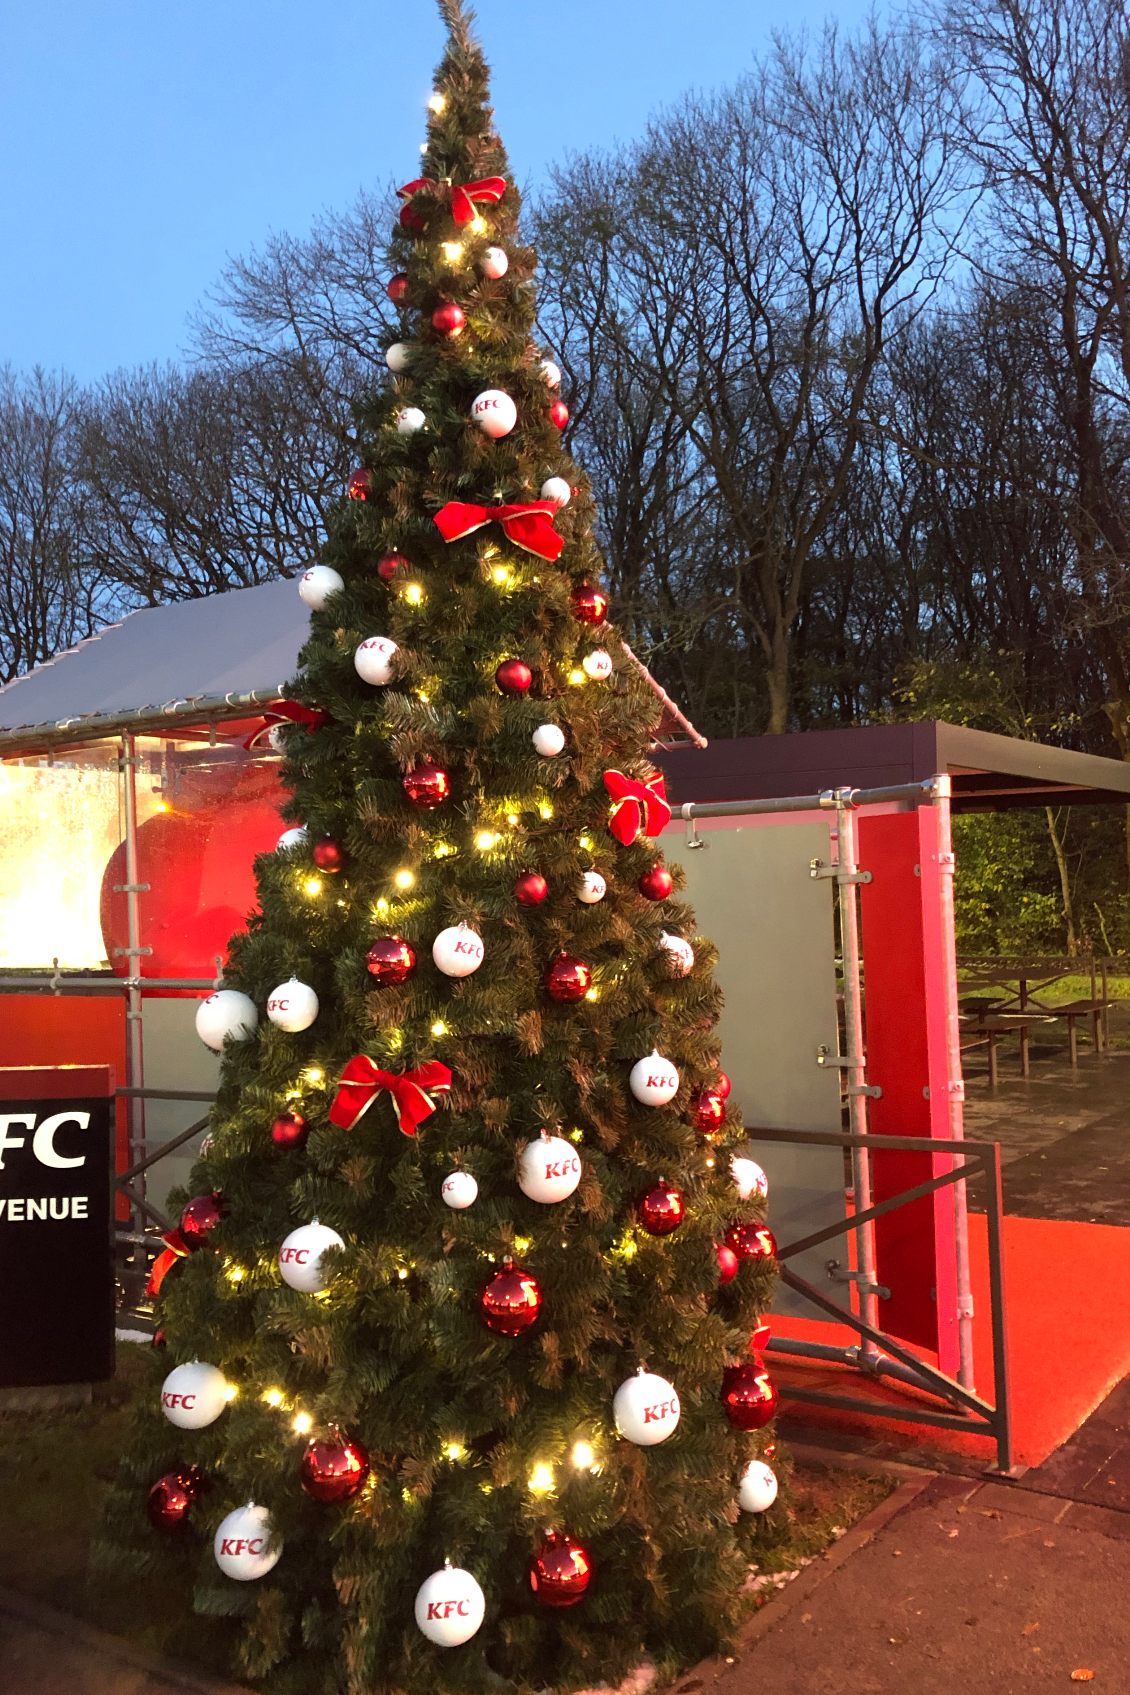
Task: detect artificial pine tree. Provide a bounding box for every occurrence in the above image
[96,6,781,1688]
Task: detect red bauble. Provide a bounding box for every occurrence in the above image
[271,1111,308,1150]
[179,1192,227,1250]
[378,552,410,582]
[514,871,548,906]
[716,1243,740,1284]
[637,1181,685,1236]
[146,1466,203,1533]
[400,202,427,234]
[545,951,591,1003]
[725,1222,778,1262]
[495,658,533,694]
[480,1260,541,1335]
[570,582,608,625]
[312,837,344,873]
[151,1328,167,1349]
[529,1532,592,1607]
[431,302,466,337]
[638,865,674,901]
[549,400,570,429]
[721,1357,779,1430]
[402,762,449,809]
[366,935,417,985]
[300,1435,370,1503]
[387,272,409,304]
[692,1089,727,1132]
[716,1071,732,1099]
[347,467,372,501]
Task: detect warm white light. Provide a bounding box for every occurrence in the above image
[303,1067,324,1084]
[375,898,390,916]
[304,877,322,896]
[398,1268,409,1281]
[492,564,511,586]
[506,813,519,826]
[538,802,554,820]
[395,869,415,889]
[469,215,486,233]
[475,830,497,851]
[224,1384,239,1402]
[431,1020,447,1037]
[264,1388,283,1407]
[0,762,121,969]
[569,668,586,685]
[226,1265,244,1283]
[585,987,600,1002]
[293,1412,312,1435]
[514,1235,532,1253]
[403,582,425,605]
[529,1463,555,1494]
[433,842,454,858]
[572,1442,595,1470]
[569,1127,584,1142]
[445,1441,465,1460]
[428,92,446,113]
[578,835,593,850]
[441,241,464,262]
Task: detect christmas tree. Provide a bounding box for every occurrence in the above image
[97,6,780,1688]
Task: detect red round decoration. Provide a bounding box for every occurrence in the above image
[146,1466,203,1533]
[725,1222,778,1262]
[271,1111,308,1150]
[480,1260,541,1335]
[716,1072,732,1099]
[637,1181,685,1236]
[495,659,533,694]
[366,935,417,985]
[545,951,591,1003]
[402,762,449,809]
[347,467,372,501]
[312,837,344,873]
[721,1358,779,1430]
[378,552,411,582]
[638,865,674,901]
[514,871,548,906]
[716,1243,739,1284]
[300,1435,370,1503]
[693,1089,727,1132]
[151,1328,167,1349]
[570,582,608,625]
[431,302,466,338]
[400,202,427,235]
[179,1192,227,1250]
[529,1532,592,1607]
[387,272,409,304]
[549,400,569,429]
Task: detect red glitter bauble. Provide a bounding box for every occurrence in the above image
[514,871,548,906]
[480,1260,541,1335]
[378,552,410,582]
[716,1243,740,1284]
[387,272,409,304]
[179,1192,227,1250]
[366,935,417,985]
[495,658,533,694]
[638,865,674,901]
[637,1181,685,1236]
[570,582,608,625]
[271,1111,308,1150]
[400,202,427,234]
[347,467,372,501]
[146,1466,203,1533]
[431,302,466,337]
[693,1089,727,1132]
[721,1358,779,1430]
[544,951,591,1003]
[300,1435,370,1503]
[312,837,344,873]
[529,1532,592,1607]
[549,400,569,429]
[716,1071,732,1099]
[402,762,449,809]
[725,1222,778,1261]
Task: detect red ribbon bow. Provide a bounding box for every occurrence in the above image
[147,1227,190,1298]
[603,770,672,845]
[329,1057,452,1137]
[397,175,507,226]
[434,500,564,563]
[243,700,330,751]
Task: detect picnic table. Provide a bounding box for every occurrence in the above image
[957,956,1116,1069]
[959,1010,1056,1084]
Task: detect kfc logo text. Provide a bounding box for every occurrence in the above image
[162,1392,196,1410]
[427,1599,472,1620]
[642,1397,679,1425]
[279,1247,310,1265]
[219,1537,265,1557]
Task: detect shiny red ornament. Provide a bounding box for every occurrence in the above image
[495,658,533,694]
[300,1435,370,1503]
[549,400,569,429]
[378,551,410,582]
[387,272,409,304]
[271,1111,308,1150]
[637,1181,685,1236]
[716,1243,739,1284]
[431,302,466,337]
[693,1089,727,1132]
[529,1532,592,1607]
[312,837,344,872]
[638,864,674,901]
[514,871,548,906]
[402,762,449,809]
[366,935,417,985]
[179,1192,227,1250]
[570,581,608,625]
[544,951,591,1003]
[146,1466,204,1533]
[347,467,372,501]
[480,1259,541,1335]
[721,1357,778,1430]
[726,1222,778,1262]
[716,1071,732,1099]
[400,202,428,235]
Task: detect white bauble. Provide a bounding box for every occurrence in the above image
[266,978,319,1033]
[276,826,309,852]
[471,389,517,438]
[432,922,484,978]
[214,1503,282,1581]
[739,1459,779,1514]
[160,1360,228,1430]
[195,990,258,1051]
[629,1050,680,1106]
[658,932,695,976]
[354,636,399,685]
[277,1219,345,1293]
[731,1155,769,1203]
[480,246,509,279]
[396,407,426,434]
[577,871,606,904]
[540,359,562,389]
[385,342,413,372]
[613,1368,680,1445]
[540,476,571,507]
[298,564,344,611]
[532,723,566,758]
[518,1134,582,1204]
[441,1170,479,1210]
[582,648,613,680]
[414,1565,485,1646]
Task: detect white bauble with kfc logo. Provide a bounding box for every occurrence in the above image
[739,1459,779,1513]
[432,922,484,978]
[194,990,258,1051]
[160,1360,228,1429]
[518,1133,582,1204]
[277,1219,344,1293]
[213,1503,282,1581]
[470,388,517,438]
[414,1562,486,1645]
[265,977,319,1033]
[628,1050,680,1106]
[613,1366,681,1445]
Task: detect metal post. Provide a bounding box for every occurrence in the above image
[983,1139,1014,1474]
[932,776,975,1391]
[120,735,146,1219]
[834,792,879,1362]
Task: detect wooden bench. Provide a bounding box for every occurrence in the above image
[959,1013,1056,1084]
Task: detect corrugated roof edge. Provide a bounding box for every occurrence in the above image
[0,609,135,698]
[0,687,289,755]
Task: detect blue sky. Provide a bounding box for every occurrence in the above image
[1,0,874,381]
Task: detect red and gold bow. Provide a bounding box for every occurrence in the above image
[329,1057,452,1137]
[434,500,563,562]
[397,174,507,226]
[147,1226,190,1298]
[243,700,330,751]
[603,770,672,845]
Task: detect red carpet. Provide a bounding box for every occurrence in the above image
[771,1213,1130,1467]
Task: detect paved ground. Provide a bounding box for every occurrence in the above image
[0,1589,247,1695]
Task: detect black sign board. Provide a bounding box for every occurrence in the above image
[0,1090,114,1385]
